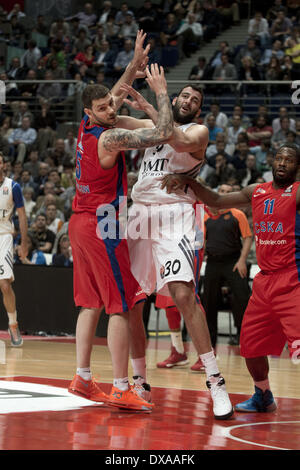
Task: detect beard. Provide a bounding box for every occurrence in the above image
[172,102,199,124]
[272,167,295,187]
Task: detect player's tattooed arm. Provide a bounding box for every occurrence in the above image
[102,92,173,152]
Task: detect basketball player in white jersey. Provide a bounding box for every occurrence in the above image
[118,83,233,419]
[0,153,28,346]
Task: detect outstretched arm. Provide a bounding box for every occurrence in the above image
[98,65,173,169]
[161,174,256,209]
[111,30,150,110]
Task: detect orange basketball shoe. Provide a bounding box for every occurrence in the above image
[108,386,154,411]
[68,375,109,403]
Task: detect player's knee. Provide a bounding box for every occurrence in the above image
[0,280,12,295]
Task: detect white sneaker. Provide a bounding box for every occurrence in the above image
[132,376,152,403]
[206,374,234,420]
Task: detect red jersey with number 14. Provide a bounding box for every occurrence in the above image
[252,181,300,274]
[72,114,127,215]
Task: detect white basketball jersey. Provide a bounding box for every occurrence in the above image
[131,123,203,205]
[0,177,24,235]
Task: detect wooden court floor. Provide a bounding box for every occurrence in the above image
[0,331,300,451]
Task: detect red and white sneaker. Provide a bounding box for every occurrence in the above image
[190,357,205,373]
[157,346,189,368]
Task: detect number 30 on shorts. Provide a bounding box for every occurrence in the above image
[160,259,181,279]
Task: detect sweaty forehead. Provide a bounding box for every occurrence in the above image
[276,148,297,160]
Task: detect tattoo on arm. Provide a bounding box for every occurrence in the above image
[103,93,173,151]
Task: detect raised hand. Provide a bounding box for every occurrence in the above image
[145,63,168,96]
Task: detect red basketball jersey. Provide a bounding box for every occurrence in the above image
[252,181,300,273]
[73,114,127,215]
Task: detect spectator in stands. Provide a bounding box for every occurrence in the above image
[204,100,229,130]
[264,56,283,93]
[271,116,292,150]
[64,130,77,160]
[206,131,233,160]
[48,57,66,80]
[206,114,223,145]
[49,17,71,38]
[46,203,64,235]
[95,40,116,76]
[248,11,270,49]
[61,159,76,189]
[113,38,134,78]
[285,37,300,79]
[115,2,135,25]
[8,14,25,47]
[34,162,50,197]
[17,231,47,266]
[73,28,92,54]
[237,154,261,187]
[47,169,65,197]
[8,116,37,164]
[6,56,24,80]
[235,38,261,72]
[21,39,42,71]
[33,101,57,154]
[147,37,162,67]
[173,0,195,19]
[7,3,25,21]
[43,138,72,171]
[189,56,209,80]
[136,0,159,33]
[118,12,139,41]
[73,44,95,78]
[73,2,97,28]
[239,56,261,95]
[228,104,252,130]
[202,1,220,42]
[247,115,273,148]
[212,52,237,87]
[33,15,50,36]
[262,151,275,182]
[227,114,245,149]
[19,69,39,97]
[19,169,37,194]
[11,101,34,129]
[0,116,13,141]
[250,139,272,173]
[209,40,234,69]
[216,0,240,28]
[52,234,73,267]
[206,152,237,188]
[23,187,36,221]
[175,12,203,58]
[23,150,41,179]
[98,1,116,26]
[31,213,56,254]
[270,8,293,43]
[281,54,293,80]
[160,13,180,47]
[231,139,253,170]
[266,0,287,23]
[260,39,285,67]
[36,70,63,103]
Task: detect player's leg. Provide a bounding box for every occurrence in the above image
[168,280,233,420]
[0,279,22,347]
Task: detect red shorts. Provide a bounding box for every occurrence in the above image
[240,267,300,358]
[69,213,145,313]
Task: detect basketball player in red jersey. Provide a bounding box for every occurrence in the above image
[68,34,174,410]
[162,143,300,413]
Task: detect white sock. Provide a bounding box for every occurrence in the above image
[171,331,184,354]
[200,350,220,379]
[255,379,270,392]
[7,312,17,325]
[113,377,129,391]
[76,367,92,381]
[131,357,146,381]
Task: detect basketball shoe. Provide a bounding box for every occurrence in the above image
[108,386,154,411]
[235,386,277,412]
[157,346,189,368]
[206,373,234,420]
[190,357,205,372]
[68,375,109,403]
[8,322,23,347]
[132,375,152,402]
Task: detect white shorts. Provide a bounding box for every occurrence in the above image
[127,203,196,296]
[0,234,14,281]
